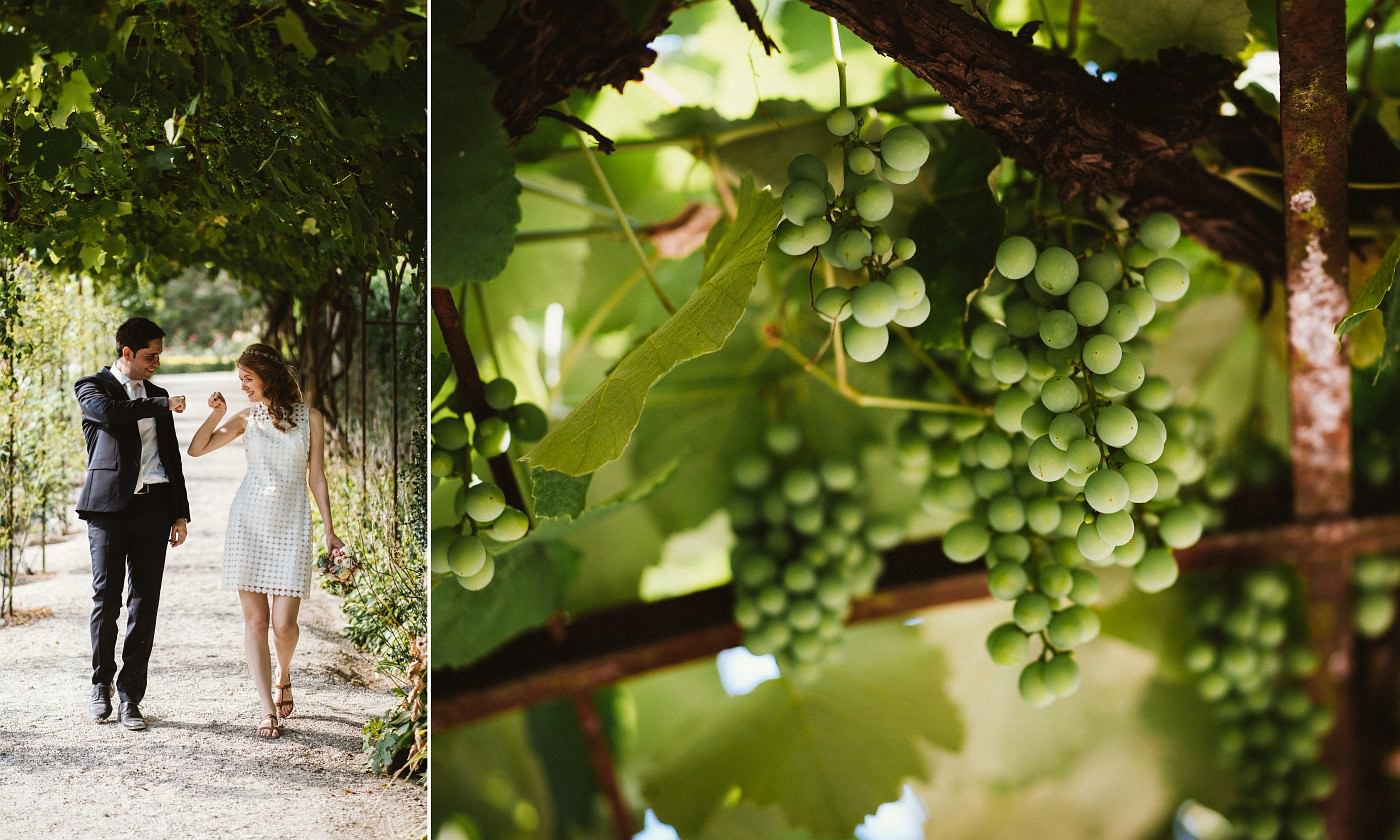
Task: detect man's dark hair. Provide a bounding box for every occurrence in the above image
[115,317,165,356]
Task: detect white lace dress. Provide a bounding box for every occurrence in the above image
[222,402,314,598]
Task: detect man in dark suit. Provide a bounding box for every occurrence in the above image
[74,317,191,731]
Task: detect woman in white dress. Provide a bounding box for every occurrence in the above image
[187,343,344,739]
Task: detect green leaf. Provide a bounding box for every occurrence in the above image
[635,623,963,836]
[522,175,782,475]
[1089,0,1250,58]
[432,43,520,285]
[531,467,592,519]
[274,11,317,60]
[53,69,95,129]
[430,539,583,668]
[500,455,682,554]
[909,122,1004,350]
[1336,235,1400,338]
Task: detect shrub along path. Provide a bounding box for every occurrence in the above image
[0,370,424,838]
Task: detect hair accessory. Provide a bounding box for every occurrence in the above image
[242,348,285,365]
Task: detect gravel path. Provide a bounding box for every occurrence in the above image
[0,371,425,839]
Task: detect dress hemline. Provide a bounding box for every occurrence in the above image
[225,584,309,599]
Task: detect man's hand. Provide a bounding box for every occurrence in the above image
[170,518,188,547]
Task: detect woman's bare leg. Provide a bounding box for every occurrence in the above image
[239,590,276,720]
[271,595,303,715]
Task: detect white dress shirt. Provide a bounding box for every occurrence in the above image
[111,365,169,488]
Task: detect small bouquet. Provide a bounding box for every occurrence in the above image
[319,544,360,594]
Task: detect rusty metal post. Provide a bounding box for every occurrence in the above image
[1279,0,1353,834]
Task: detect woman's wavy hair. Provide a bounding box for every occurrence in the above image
[236,343,302,432]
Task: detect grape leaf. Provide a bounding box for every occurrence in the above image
[531,467,591,519]
[499,455,681,554]
[522,175,782,475]
[430,539,583,668]
[432,42,520,285]
[1089,0,1250,59]
[53,69,94,129]
[1336,234,1399,338]
[909,122,1004,350]
[634,623,963,837]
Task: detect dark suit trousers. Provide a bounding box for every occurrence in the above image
[86,485,172,704]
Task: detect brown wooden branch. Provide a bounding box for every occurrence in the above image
[431,513,1400,730]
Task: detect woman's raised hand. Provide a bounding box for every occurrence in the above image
[209,391,227,413]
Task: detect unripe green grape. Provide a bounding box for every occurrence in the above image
[1118,461,1159,504]
[1076,521,1117,563]
[1039,564,1074,599]
[474,416,511,456]
[991,533,1032,564]
[893,237,917,261]
[987,622,1030,665]
[990,346,1028,384]
[1067,282,1110,326]
[865,517,903,551]
[847,145,877,175]
[987,561,1029,600]
[430,527,456,573]
[943,519,991,563]
[884,266,925,308]
[781,468,821,506]
[1355,590,1396,638]
[1013,591,1053,632]
[433,417,470,451]
[731,452,772,489]
[1256,614,1288,647]
[1099,303,1140,342]
[483,378,517,412]
[1094,404,1139,448]
[1018,660,1056,707]
[1082,334,1122,375]
[734,551,777,587]
[787,153,829,185]
[892,297,931,327]
[977,433,1014,470]
[508,403,549,441]
[987,494,1026,532]
[1026,495,1063,534]
[456,553,496,590]
[1027,436,1070,482]
[1095,509,1135,547]
[995,236,1038,280]
[1137,212,1181,251]
[1124,241,1155,269]
[1135,376,1174,412]
[1145,257,1190,302]
[1039,376,1080,413]
[1021,403,1054,439]
[1134,548,1179,592]
[775,220,814,256]
[1005,300,1044,337]
[814,285,854,323]
[802,216,833,248]
[869,229,893,256]
[1104,351,1145,393]
[465,481,506,524]
[855,181,894,221]
[1183,639,1216,673]
[1038,309,1079,349]
[430,450,455,478]
[1069,569,1101,604]
[1123,415,1166,464]
[842,322,889,363]
[879,124,931,171]
[970,322,1010,359]
[1064,438,1100,473]
[881,164,919,185]
[1288,810,1324,840]
[826,107,857,136]
[1046,607,1085,650]
[1084,468,1130,513]
[1354,553,1400,589]
[993,389,1035,434]
[1043,653,1081,696]
[1081,252,1122,289]
[1121,286,1157,326]
[1158,505,1203,549]
[1034,247,1080,295]
[819,458,859,492]
[781,179,828,225]
[765,422,802,456]
[835,227,874,267]
[486,507,530,542]
[448,534,489,577]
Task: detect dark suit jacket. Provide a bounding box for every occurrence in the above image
[74,367,192,523]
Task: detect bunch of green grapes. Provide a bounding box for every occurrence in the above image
[901,213,1217,705]
[727,421,896,680]
[1182,567,1334,840]
[1353,553,1400,638]
[429,377,547,591]
[773,108,933,363]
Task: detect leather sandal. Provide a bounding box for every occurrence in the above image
[257,713,282,739]
[273,680,294,718]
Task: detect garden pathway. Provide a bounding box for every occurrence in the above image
[0,370,425,839]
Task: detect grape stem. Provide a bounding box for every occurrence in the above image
[889,324,974,405]
[830,16,847,109]
[772,335,986,415]
[563,103,677,315]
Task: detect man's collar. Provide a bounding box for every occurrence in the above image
[110,364,137,388]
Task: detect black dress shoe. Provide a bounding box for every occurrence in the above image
[89,683,113,722]
[118,701,147,731]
